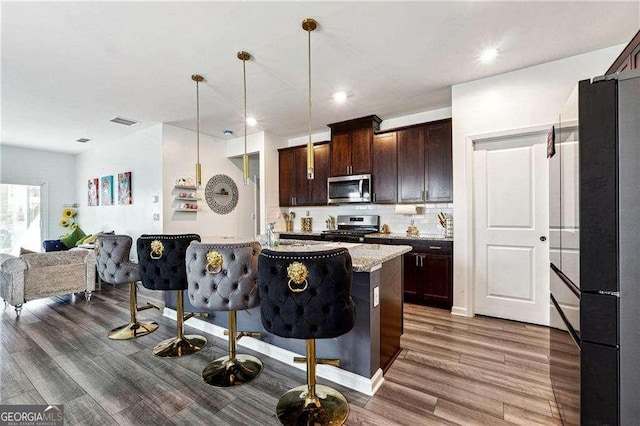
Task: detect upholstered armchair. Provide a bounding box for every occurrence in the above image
[0,250,96,316]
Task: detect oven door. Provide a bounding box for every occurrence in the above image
[327,174,371,204]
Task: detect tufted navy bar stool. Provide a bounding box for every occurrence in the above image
[186,241,263,387]
[96,235,159,340]
[137,234,206,358]
[258,248,356,426]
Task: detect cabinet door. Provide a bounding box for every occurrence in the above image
[372,132,397,203]
[311,144,330,205]
[330,132,351,176]
[294,147,312,206]
[422,254,452,308]
[425,120,453,201]
[403,253,421,300]
[397,127,425,203]
[351,128,373,175]
[632,44,640,70]
[279,149,296,207]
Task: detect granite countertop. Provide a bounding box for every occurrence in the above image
[268,240,412,272]
[365,233,454,242]
[278,231,323,236]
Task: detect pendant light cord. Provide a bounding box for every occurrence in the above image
[243,57,247,160]
[196,79,200,165]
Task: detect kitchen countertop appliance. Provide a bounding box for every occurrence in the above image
[320,215,379,242]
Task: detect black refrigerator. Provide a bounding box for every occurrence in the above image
[549,69,640,425]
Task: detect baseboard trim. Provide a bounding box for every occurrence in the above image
[451,306,471,317]
[163,308,384,396]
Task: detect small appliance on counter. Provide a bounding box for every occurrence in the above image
[320,215,379,242]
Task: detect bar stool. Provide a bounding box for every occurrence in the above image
[137,234,206,357]
[258,248,356,426]
[96,234,159,340]
[186,241,263,386]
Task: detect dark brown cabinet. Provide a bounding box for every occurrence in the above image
[397,119,452,203]
[328,115,381,177]
[278,142,330,207]
[402,241,453,309]
[371,132,397,203]
[607,30,640,74]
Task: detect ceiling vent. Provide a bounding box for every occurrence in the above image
[76,138,90,143]
[110,116,140,126]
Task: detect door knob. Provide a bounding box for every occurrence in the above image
[540,236,547,242]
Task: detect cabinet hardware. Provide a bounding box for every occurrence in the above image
[540,236,547,242]
[373,193,377,203]
[415,255,419,267]
[428,246,441,250]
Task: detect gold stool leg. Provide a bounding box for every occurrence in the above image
[108,283,159,340]
[202,310,263,386]
[153,291,206,357]
[276,339,349,426]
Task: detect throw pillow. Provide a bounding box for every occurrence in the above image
[60,226,86,249]
[75,234,93,247]
[82,232,102,244]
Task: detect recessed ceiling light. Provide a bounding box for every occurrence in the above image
[76,138,90,143]
[110,116,140,126]
[333,91,347,103]
[246,117,257,126]
[223,130,234,136]
[480,48,499,63]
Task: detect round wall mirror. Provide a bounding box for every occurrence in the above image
[205,174,239,215]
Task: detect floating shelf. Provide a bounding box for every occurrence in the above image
[175,208,198,212]
[175,185,198,190]
[175,197,201,201]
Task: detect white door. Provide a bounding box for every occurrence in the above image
[473,133,549,325]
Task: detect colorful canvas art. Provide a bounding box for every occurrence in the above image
[118,172,132,205]
[101,176,114,206]
[88,178,99,206]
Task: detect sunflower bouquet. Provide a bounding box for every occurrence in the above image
[59,208,78,237]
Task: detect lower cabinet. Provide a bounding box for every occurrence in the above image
[403,250,452,309]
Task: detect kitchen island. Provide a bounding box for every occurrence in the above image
[164,239,411,395]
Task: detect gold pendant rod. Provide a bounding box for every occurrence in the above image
[303,18,317,180]
[238,51,252,186]
[192,74,204,187]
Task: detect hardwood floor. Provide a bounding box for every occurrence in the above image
[1,287,561,425]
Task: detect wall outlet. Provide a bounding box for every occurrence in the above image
[152,213,160,221]
[373,286,379,307]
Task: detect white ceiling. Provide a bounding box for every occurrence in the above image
[2,1,638,154]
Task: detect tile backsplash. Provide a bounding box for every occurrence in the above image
[280,203,454,237]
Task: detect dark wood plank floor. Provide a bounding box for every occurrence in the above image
[1,286,561,425]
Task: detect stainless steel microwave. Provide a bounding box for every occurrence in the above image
[327,174,371,204]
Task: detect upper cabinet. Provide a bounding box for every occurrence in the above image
[397,119,452,203]
[372,132,397,203]
[606,30,640,75]
[278,142,330,207]
[328,115,381,177]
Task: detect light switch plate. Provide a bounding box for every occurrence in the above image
[373,286,379,307]
[152,213,160,221]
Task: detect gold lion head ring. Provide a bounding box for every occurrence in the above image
[206,250,223,274]
[150,240,164,260]
[287,261,309,293]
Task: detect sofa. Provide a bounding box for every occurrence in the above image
[0,250,96,316]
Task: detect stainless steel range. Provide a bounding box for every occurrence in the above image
[321,215,379,242]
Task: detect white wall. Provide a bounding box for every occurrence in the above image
[450,44,624,317]
[163,125,255,238]
[75,124,164,255]
[1,145,76,241]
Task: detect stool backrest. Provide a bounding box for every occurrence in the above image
[258,248,356,339]
[137,234,201,291]
[96,234,139,285]
[186,241,262,312]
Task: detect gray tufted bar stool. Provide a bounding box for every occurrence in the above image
[137,234,207,358]
[96,234,159,340]
[186,241,263,387]
[258,248,356,426]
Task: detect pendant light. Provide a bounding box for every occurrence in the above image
[191,74,204,188]
[302,18,317,180]
[238,51,252,186]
